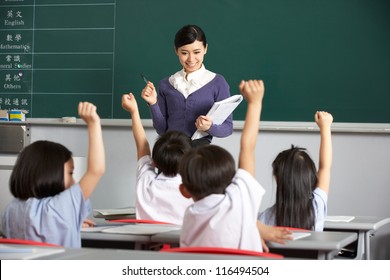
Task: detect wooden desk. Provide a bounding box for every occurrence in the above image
[324,216,390,260]
[150,230,358,260]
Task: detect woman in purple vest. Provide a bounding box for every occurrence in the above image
[141,25,233,147]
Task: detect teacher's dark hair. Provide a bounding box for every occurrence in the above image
[10,140,72,199]
[174,25,207,50]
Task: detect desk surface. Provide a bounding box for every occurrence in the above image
[324,216,390,260]
[324,216,390,231]
[267,231,357,251]
[150,230,357,254]
[1,244,282,260]
[82,222,359,259]
[82,231,151,242]
[81,223,179,250]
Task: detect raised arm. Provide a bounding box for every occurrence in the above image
[315,111,333,194]
[238,80,265,176]
[122,93,151,160]
[78,102,105,199]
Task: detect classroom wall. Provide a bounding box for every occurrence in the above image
[1,122,389,259]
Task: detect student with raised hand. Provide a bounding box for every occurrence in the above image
[121,93,193,225]
[258,111,333,231]
[1,102,105,247]
[141,24,233,147]
[178,79,266,251]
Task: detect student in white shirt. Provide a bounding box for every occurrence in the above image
[122,93,193,225]
[178,79,266,251]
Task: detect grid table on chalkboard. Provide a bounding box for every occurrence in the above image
[0,0,116,118]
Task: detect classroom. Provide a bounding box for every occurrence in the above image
[1,0,390,265]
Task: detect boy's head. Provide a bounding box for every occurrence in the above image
[10,140,72,200]
[152,130,192,177]
[179,145,235,201]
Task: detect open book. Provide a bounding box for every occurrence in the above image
[191,94,243,140]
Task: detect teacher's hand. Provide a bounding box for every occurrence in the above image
[141,81,158,105]
[195,115,212,132]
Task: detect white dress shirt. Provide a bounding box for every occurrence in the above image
[169,64,216,98]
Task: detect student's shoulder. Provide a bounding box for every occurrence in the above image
[137,155,156,178]
[49,183,84,203]
[313,187,328,202]
[235,168,255,180]
[230,169,264,192]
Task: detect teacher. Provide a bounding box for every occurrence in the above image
[141,24,233,147]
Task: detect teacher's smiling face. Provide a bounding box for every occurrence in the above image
[176,40,208,75]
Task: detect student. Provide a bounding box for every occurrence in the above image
[141,24,233,147]
[122,93,193,225]
[258,111,333,231]
[1,102,105,247]
[178,79,265,251]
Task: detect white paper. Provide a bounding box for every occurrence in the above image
[325,216,355,222]
[191,95,243,140]
[291,232,311,240]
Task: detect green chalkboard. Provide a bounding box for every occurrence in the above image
[1,0,389,123]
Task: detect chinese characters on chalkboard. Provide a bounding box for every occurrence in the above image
[0,0,115,118]
[1,4,31,114]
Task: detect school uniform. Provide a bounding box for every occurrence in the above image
[148,65,233,143]
[136,155,193,225]
[1,184,90,247]
[180,169,265,251]
[258,187,328,231]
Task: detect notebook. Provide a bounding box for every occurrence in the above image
[93,207,136,220]
[191,94,243,140]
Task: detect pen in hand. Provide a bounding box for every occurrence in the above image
[140,74,148,84]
